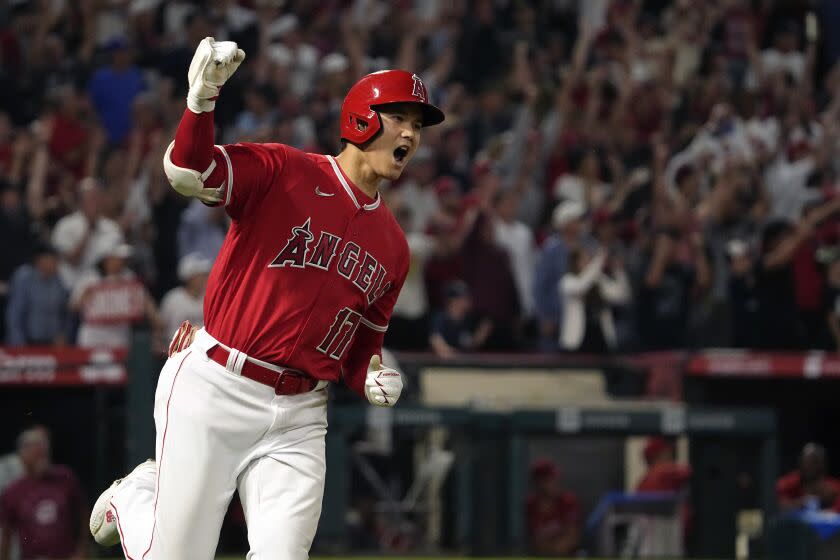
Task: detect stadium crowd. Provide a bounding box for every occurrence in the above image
[2,0,840,356]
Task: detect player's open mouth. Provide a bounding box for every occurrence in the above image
[393,146,410,164]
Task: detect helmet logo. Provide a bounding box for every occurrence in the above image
[411,74,428,102]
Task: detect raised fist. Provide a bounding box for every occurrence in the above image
[187,37,246,113]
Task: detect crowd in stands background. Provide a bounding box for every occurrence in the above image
[2,0,840,356]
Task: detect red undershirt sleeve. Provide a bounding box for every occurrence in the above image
[171,109,215,172]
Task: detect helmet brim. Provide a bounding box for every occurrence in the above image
[371,102,445,128]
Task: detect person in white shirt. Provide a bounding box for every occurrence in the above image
[51,178,124,290]
[388,206,436,350]
[755,22,808,85]
[70,242,160,349]
[493,190,537,317]
[392,146,439,234]
[559,247,630,352]
[552,149,610,210]
[159,253,211,352]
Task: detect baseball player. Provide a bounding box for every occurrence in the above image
[88,37,444,560]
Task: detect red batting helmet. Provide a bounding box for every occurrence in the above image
[341,70,445,145]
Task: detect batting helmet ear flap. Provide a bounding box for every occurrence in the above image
[344,110,384,148]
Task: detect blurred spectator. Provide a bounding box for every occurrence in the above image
[428,281,491,359]
[428,176,464,236]
[559,247,630,353]
[0,453,21,496]
[755,198,840,349]
[423,221,464,312]
[50,178,123,290]
[526,458,580,557]
[777,443,840,512]
[177,200,227,262]
[636,438,692,493]
[388,206,435,350]
[0,452,22,560]
[0,426,87,560]
[461,211,520,350]
[552,148,610,210]
[159,253,211,351]
[635,226,710,350]
[5,244,68,346]
[824,249,840,351]
[727,239,760,348]
[392,146,439,234]
[0,183,36,341]
[751,21,809,85]
[533,201,587,352]
[70,242,160,349]
[227,83,278,143]
[494,190,537,318]
[39,85,100,182]
[88,37,146,145]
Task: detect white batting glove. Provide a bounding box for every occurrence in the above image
[187,37,245,113]
[365,355,403,407]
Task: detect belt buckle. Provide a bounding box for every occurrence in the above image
[274,370,301,395]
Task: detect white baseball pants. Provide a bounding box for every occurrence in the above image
[110,329,329,560]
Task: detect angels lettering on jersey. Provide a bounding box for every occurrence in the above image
[269,217,391,307]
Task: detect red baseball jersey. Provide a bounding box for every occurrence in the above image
[197,141,409,395]
[776,471,840,504]
[526,491,581,537]
[636,463,692,492]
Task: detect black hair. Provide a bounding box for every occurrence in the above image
[32,241,57,259]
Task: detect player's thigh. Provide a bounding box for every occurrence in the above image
[150,352,264,559]
[238,426,327,560]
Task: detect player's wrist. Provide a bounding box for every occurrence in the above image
[186,90,217,113]
[186,99,215,114]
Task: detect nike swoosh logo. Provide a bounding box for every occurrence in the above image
[315,186,334,197]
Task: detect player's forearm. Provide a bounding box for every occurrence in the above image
[164,109,226,204]
[343,328,386,397]
[171,109,216,172]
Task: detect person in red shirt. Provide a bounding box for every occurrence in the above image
[636,437,692,493]
[0,426,87,560]
[636,437,693,539]
[526,458,581,557]
[777,443,840,511]
[88,38,444,560]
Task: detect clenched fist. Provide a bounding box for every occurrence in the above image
[187,37,245,113]
[365,355,403,407]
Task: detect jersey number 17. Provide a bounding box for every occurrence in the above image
[316,307,362,360]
